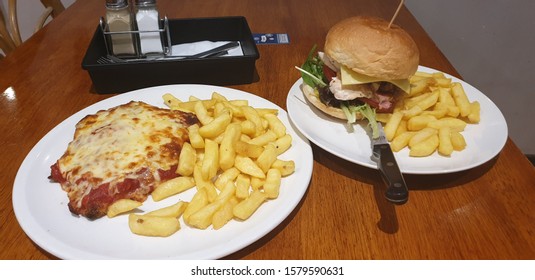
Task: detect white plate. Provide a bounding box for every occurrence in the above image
[13,85,313,259]
[286,65,508,174]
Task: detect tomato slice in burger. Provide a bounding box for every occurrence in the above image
[323,65,336,82]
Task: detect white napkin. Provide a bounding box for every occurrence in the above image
[170,41,243,57]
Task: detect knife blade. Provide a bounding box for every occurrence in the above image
[371,123,409,204]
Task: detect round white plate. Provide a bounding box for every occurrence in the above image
[286,65,508,174]
[13,84,313,259]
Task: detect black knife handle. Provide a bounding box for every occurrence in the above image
[375,144,409,204]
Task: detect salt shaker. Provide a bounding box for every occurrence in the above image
[134,0,164,55]
[105,0,136,56]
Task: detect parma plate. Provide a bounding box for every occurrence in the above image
[13,84,313,259]
[286,65,508,174]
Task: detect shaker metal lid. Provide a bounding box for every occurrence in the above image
[135,0,157,6]
[106,0,128,8]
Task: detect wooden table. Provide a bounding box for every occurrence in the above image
[1,0,534,260]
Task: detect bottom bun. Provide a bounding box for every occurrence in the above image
[301,84,363,120]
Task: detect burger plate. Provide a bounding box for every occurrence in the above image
[286,65,508,174]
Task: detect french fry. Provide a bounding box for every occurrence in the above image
[420,102,448,119]
[213,102,226,117]
[193,163,218,202]
[183,188,209,223]
[409,77,435,96]
[263,113,286,138]
[216,181,237,203]
[229,99,248,107]
[409,134,439,157]
[451,131,467,151]
[235,173,251,199]
[152,176,196,202]
[404,91,435,109]
[263,168,282,199]
[438,87,455,106]
[445,105,461,118]
[376,113,391,123]
[188,124,205,149]
[250,176,265,191]
[256,108,279,116]
[235,140,264,158]
[451,82,471,117]
[234,155,266,178]
[384,111,403,141]
[414,89,439,111]
[391,131,416,152]
[162,93,182,109]
[270,159,295,176]
[177,142,196,176]
[394,119,408,137]
[199,109,232,138]
[242,106,264,137]
[146,201,188,218]
[274,134,292,155]
[407,115,437,131]
[219,123,241,170]
[107,199,142,218]
[201,139,219,181]
[248,130,277,146]
[211,91,228,101]
[128,214,180,237]
[178,99,217,112]
[434,77,452,87]
[187,200,224,229]
[194,100,214,125]
[233,190,267,220]
[212,197,239,230]
[256,143,278,173]
[214,167,240,191]
[402,105,424,119]
[408,127,437,148]
[239,119,257,137]
[223,101,245,118]
[427,117,467,132]
[468,101,480,123]
[438,127,453,156]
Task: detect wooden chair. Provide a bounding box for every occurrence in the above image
[1,0,65,58]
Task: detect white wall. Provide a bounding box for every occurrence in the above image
[406,0,535,155]
[0,0,76,43]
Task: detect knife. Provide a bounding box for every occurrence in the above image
[371,123,409,204]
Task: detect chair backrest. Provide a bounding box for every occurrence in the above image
[1,0,65,58]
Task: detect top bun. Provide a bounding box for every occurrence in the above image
[325,16,419,80]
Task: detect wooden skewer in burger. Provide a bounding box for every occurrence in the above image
[296,11,419,138]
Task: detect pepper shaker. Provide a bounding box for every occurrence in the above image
[105,0,136,57]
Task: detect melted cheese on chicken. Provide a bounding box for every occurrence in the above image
[55,101,198,217]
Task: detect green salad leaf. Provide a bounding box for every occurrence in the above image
[297,45,326,88]
[342,102,379,139]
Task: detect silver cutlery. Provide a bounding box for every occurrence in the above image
[96,41,239,64]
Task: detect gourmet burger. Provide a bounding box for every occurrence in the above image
[297,16,419,136]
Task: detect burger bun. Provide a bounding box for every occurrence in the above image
[324,16,419,80]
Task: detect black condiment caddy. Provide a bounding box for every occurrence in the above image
[82,16,260,94]
[99,16,172,59]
